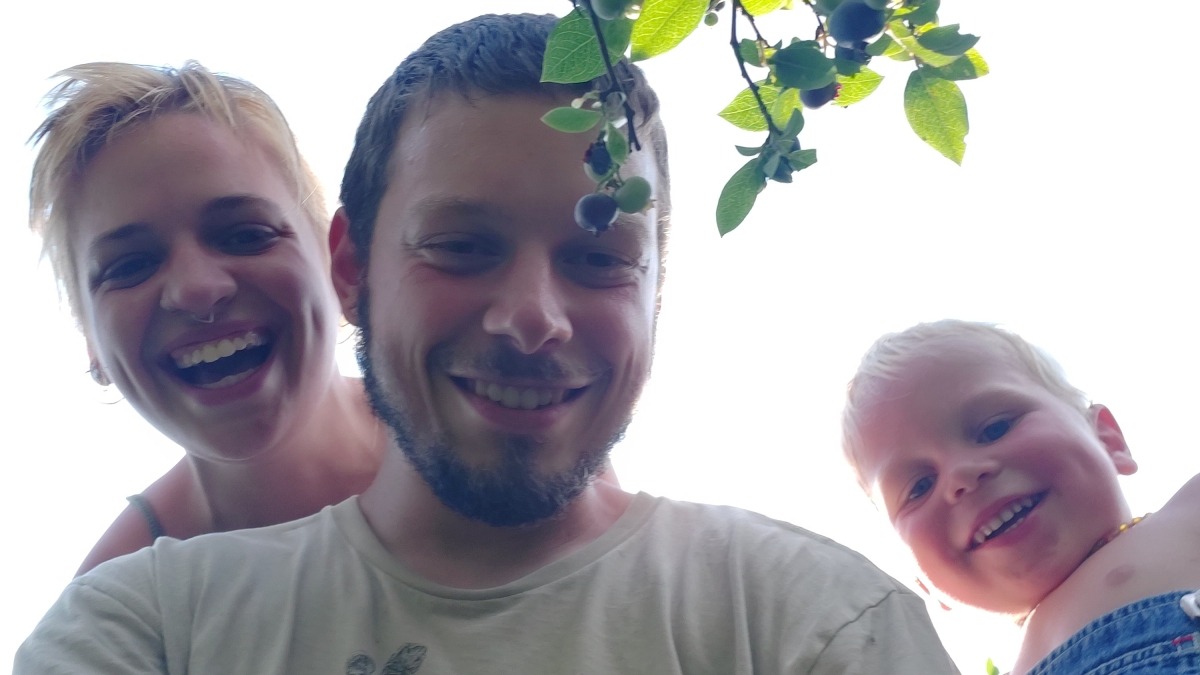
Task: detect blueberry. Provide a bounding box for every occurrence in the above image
[835,40,871,65]
[584,141,613,180]
[574,193,620,235]
[827,0,886,43]
[800,82,839,109]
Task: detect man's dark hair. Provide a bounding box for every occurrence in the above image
[339,12,670,264]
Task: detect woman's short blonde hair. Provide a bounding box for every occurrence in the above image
[29,60,327,326]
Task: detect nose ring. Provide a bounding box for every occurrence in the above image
[191,310,216,324]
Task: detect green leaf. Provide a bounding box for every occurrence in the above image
[922,48,988,80]
[541,106,603,133]
[770,42,836,91]
[781,108,804,137]
[771,88,803,128]
[916,24,980,56]
[985,658,1000,675]
[904,69,967,163]
[718,82,778,132]
[735,144,763,156]
[630,0,707,62]
[866,34,898,57]
[716,159,767,236]
[891,21,961,67]
[739,38,764,66]
[606,122,630,163]
[741,0,787,15]
[894,0,939,25]
[835,67,884,107]
[788,148,817,170]
[542,10,634,84]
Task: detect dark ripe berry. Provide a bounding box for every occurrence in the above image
[835,40,871,65]
[800,82,839,109]
[590,0,628,21]
[574,192,620,235]
[584,141,613,178]
[863,0,888,9]
[614,175,652,213]
[827,0,886,43]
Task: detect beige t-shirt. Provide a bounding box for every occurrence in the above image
[16,493,958,674]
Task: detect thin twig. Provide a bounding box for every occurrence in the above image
[731,0,781,137]
[580,1,642,151]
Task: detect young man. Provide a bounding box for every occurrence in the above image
[16,14,958,673]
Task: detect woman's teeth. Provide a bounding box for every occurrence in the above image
[173,331,266,369]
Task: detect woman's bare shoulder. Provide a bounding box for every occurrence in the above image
[74,460,202,576]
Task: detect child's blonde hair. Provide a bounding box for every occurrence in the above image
[28,61,327,329]
[841,319,1090,490]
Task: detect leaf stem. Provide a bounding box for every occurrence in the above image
[578,1,642,151]
[731,0,781,137]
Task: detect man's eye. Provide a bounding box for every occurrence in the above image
[95,254,159,289]
[977,419,1012,444]
[561,249,639,286]
[420,237,501,274]
[906,475,935,503]
[219,224,281,254]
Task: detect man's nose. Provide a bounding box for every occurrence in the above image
[481,254,572,354]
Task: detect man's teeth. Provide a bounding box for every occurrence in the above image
[973,497,1036,546]
[472,380,565,410]
[174,331,266,369]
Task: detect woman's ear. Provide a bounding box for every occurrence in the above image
[329,207,365,326]
[1089,404,1137,476]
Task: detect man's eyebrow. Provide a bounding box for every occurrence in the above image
[412,196,510,224]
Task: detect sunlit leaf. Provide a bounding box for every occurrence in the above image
[922,48,988,80]
[719,82,778,132]
[904,69,967,163]
[541,106,602,133]
[835,67,883,107]
[542,11,634,83]
[716,159,767,235]
[741,0,787,15]
[606,121,630,162]
[630,0,707,61]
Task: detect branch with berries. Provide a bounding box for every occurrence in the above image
[541,0,987,235]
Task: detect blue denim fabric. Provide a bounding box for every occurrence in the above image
[1028,591,1200,674]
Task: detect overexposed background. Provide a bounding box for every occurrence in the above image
[3,1,1197,672]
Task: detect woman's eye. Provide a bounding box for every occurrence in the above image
[96,254,158,289]
[977,419,1012,444]
[219,224,280,254]
[906,475,935,503]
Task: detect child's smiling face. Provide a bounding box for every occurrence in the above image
[851,337,1137,614]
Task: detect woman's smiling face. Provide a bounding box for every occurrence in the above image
[71,113,342,459]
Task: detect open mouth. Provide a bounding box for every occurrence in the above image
[452,377,585,411]
[970,492,1045,549]
[170,330,272,388]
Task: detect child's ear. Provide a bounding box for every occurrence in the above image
[329,207,365,327]
[1089,404,1138,476]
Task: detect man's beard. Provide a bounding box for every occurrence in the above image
[355,285,626,527]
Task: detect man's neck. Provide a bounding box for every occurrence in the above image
[359,454,633,589]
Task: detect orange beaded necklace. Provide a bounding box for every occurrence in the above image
[1086,513,1151,558]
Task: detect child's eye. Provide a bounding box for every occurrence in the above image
[977,418,1012,444]
[905,475,935,503]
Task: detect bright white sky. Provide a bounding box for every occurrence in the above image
[3,1,1198,671]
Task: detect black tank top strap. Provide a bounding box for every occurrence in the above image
[126,494,167,540]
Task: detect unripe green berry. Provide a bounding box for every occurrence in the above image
[704,10,719,26]
[614,176,652,213]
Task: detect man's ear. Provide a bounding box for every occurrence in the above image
[1090,404,1138,476]
[329,207,365,327]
